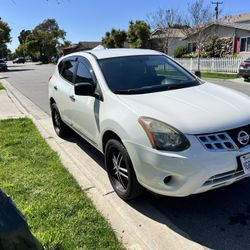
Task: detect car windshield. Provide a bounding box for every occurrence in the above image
[98,55,200,94]
[0,60,5,63]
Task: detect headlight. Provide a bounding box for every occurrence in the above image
[138,117,190,151]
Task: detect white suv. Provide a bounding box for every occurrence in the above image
[49,49,250,200]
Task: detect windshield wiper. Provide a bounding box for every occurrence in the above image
[113,85,156,94]
[113,83,196,95]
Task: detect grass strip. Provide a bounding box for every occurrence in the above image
[201,72,240,79]
[0,82,5,90]
[0,118,123,250]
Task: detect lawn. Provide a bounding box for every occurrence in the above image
[201,72,240,79]
[0,118,123,250]
[0,82,5,90]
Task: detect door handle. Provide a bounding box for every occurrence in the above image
[69,95,75,102]
[54,85,58,90]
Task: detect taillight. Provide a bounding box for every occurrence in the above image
[240,62,248,68]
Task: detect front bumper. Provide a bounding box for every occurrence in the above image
[239,68,250,77]
[124,135,250,197]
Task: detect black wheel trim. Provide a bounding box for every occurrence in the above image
[108,147,129,194]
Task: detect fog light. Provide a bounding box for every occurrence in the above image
[163,175,172,184]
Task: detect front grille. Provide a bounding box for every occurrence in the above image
[197,132,237,151]
[202,163,245,186]
[227,124,250,149]
[197,124,250,152]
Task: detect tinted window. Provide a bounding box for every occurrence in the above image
[99,55,199,94]
[75,62,93,84]
[61,60,77,83]
[240,38,246,52]
[58,60,64,73]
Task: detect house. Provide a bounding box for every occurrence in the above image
[185,22,250,58]
[63,41,102,55]
[150,28,186,56]
[151,13,250,58]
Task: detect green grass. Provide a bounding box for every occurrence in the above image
[0,118,123,250]
[201,72,240,79]
[0,82,5,90]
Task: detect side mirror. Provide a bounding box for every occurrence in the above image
[194,70,201,78]
[74,82,95,96]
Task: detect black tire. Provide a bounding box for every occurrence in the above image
[105,139,142,200]
[51,102,68,138]
[243,76,250,80]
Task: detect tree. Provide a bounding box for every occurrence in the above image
[102,29,127,48]
[127,20,151,48]
[18,29,31,45]
[0,19,11,58]
[183,0,212,70]
[25,19,66,62]
[147,9,184,53]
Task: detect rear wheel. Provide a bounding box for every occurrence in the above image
[105,139,142,200]
[51,103,68,138]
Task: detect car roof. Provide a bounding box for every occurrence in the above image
[69,48,163,60]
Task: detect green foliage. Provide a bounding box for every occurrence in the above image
[0,118,124,250]
[127,20,151,48]
[16,19,67,63]
[0,19,11,58]
[102,29,127,48]
[173,45,189,58]
[203,36,233,58]
[18,29,31,45]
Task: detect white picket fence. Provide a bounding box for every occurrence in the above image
[174,57,243,73]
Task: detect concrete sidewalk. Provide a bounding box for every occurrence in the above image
[0,79,204,250]
[0,90,25,119]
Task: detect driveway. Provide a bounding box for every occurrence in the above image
[1,62,250,249]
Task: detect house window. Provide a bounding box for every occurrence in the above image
[240,37,250,52]
[187,42,197,53]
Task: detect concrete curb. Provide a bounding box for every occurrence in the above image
[1,79,205,250]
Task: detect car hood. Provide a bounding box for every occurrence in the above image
[117,82,250,134]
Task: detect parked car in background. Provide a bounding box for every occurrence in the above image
[49,48,250,200]
[239,58,250,80]
[0,59,8,71]
[13,57,26,64]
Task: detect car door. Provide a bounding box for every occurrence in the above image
[70,57,101,145]
[55,57,77,126]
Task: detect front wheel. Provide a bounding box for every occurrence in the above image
[105,139,142,200]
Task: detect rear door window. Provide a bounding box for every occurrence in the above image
[60,59,77,83]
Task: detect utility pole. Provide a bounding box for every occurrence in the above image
[212,1,223,20]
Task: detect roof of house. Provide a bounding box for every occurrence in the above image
[63,41,102,52]
[219,22,250,31]
[151,28,185,39]
[184,21,250,40]
[219,13,250,23]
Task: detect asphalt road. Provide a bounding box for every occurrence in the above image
[1,62,55,114]
[1,62,250,250]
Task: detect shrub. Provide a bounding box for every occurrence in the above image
[173,45,189,58]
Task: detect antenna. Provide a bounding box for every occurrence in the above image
[212,1,223,20]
